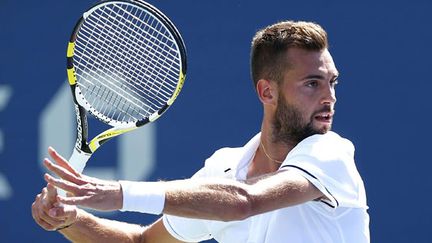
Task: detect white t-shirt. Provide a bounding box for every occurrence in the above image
[163,132,370,243]
[247,131,370,243]
[163,133,261,243]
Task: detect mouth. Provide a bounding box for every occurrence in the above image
[314,112,334,124]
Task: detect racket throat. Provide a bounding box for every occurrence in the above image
[69,147,92,174]
[74,104,92,154]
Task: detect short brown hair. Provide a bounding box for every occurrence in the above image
[250,21,328,88]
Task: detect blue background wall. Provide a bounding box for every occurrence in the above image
[0,0,431,242]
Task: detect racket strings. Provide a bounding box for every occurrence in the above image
[86,5,179,90]
[75,23,152,121]
[73,2,182,123]
[77,7,174,113]
[104,4,181,90]
[111,5,179,98]
[99,5,179,91]
[76,18,164,116]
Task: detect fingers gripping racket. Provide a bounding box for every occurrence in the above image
[61,0,186,194]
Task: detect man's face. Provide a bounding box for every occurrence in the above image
[272,48,338,144]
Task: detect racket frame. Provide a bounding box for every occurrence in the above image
[64,0,187,173]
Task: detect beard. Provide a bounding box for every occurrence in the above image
[272,94,332,145]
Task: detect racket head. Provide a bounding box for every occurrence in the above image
[66,0,187,129]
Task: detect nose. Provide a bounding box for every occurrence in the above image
[321,85,336,105]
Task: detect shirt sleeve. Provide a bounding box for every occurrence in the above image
[162,215,212,242]
[279,132,367,209]
[161,148,235,242]
[161,165,213,242]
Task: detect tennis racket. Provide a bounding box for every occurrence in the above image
[61,0,186,194]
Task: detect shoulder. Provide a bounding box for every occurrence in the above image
[194,132,260,179]
[282,131,358,183]
[281,132,366,209]
[200,147,245,177]
[292,131,355,159]
[303,131,353,148]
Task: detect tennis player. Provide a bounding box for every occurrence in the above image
[32,20,370,243]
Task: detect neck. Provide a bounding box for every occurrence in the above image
[260,140,283,164]
[260,121,296,162]
[248,136,291,179]
[247,131,295,179]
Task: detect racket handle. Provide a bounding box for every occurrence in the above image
[56,148,91,197]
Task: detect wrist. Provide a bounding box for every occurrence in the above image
[119,180,165,215]
[55,210,78,231]
[54,205,80,231]
[56,223,73,231]
[115,181,124,210]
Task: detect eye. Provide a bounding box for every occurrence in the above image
[330,79,339,87]
[306,80,318,88]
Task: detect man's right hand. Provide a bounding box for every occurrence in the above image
[31,183,78,231]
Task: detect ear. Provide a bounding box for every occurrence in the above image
[256,79,277,105]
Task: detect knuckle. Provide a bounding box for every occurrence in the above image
[77,184,86,191]
[31,205,39,217]
[41,200,49,209]
[45,226,56,231]
[35,219,46,228]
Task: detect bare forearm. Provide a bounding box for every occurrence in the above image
[59,209,144,243]
[163,178,252,221]
[161,171,322,221]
